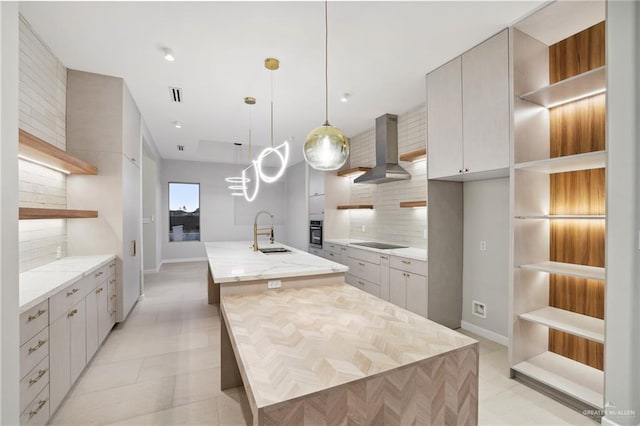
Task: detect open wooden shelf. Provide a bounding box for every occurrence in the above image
[520,261,605,281]
[19,129,98,175]
[19,207,98,220]
[399,148,426,162]
[515,214,605,220]
[337,167,371,177]
[512,351,603,409]
[337,204,373,210]
[519,66,606,108]
[519,306,604,343]
[400,200,427,208]
[514,151,606,173]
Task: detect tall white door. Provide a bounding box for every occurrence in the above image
[122,155,141,321]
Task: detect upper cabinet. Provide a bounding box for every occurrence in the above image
[427,29,510,181]
[308,167,324,197]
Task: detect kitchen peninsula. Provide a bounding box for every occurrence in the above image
[206,241,479,425]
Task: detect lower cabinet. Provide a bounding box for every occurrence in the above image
[345,274,380,297]
[379,255,390,301]
[50,299,86,413]
[389,266,428,317]
[87,278,114,361]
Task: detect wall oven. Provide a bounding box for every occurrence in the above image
[309,220,323,249]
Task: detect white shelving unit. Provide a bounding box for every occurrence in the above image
[520,261,605,280]
[520,66,606,108]
[514,151,606,173]
[512,351,604,409]
[510,1,607,413]
[520,306,605,343]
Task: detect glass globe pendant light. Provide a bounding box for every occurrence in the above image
[303,0,349,171]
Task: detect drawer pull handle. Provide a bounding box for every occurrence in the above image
[109,279,116,285]
[28,369,48,386]
[110,310,116,316]
[66,288,79,297]
[29,399,47,418]
[329,253,334,256]
[28,339,47,354]
[358,262,365,267]
[341,247,347,251]
[401,260,411,265]
[27,309,47,322]
[96,287,104,294]
[95,271,104,278]
[358,281,365,286]
[110,294,116,300]
[380,256,387,260]
[67,309,78,318]
[109,263,115,268]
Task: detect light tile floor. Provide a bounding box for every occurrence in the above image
[50,261,598,425]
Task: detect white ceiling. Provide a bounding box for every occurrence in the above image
[19,1,545,166]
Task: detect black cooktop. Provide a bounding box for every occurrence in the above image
[351,242,409,250]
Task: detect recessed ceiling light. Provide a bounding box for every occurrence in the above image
[173,121,182,129]
[340,93,350,103]
[163,47,175,62]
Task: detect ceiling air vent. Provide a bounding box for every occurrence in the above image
[169,87,182,103]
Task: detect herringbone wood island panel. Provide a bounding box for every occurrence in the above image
[221,283,478,425]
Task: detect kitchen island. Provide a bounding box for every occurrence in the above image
[204,241,348,303]
[221,283,478,425]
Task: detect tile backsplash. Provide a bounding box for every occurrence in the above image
[18,16,68,272]
[348,104,428,249]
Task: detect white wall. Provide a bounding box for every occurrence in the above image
[462,178,509,341]
[142,152,157,272]
[161,159,287,262]
[18,16,69,271]
[282,161,308,251]
[1,3,21,423]
[603,1,640,424]
[348,104,427,248]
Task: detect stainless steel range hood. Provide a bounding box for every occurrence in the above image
[354,114,411,184]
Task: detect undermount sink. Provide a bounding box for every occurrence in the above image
[258,247,291,254]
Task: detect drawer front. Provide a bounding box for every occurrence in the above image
[379,254,390,266]
[20,300,49,346]
[20,327,49,380]
[20,356,49,414]
[308,247,323,257]
[108,276,116,296]
[90,264,109,288]
[20,384,49,426]
[347,257,380,284]
[323,250,341,263]
[390,256,428,276]
[346,274,380,298]
[347,247,381,264]
[107,259,116,277]
[323,243,344,256]
[49,276,89,322]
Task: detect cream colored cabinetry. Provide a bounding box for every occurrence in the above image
[87,261,116,361]
[346,248,381,297]
[50,297,86,413]
[19,301,50,425]
[308,247,323,257]
[427,29,510,181]
[67,70,142,322]
[323,242,348,265]
[389,256,428,317]
[379,255,390,301]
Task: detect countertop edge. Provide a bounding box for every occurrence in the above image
[323,239,428,261]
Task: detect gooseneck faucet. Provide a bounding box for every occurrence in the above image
[253,210,275,251]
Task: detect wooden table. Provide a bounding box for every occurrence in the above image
[220,283,478,425]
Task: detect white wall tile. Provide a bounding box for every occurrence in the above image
[18,16,68,272]
[348,104,428,249]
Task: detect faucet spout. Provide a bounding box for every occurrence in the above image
[253,210,275,251]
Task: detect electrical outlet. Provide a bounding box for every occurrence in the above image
[480,240,487,251]
[472,301,487,318]
[361,225,366,233]
[267,280,281,289]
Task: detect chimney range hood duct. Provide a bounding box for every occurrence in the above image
[354,114,411,184]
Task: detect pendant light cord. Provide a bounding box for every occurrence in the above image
[324,0,329,126]
[249,103,253,160]
[270,69,274,148]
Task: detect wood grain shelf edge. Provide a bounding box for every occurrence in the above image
[19,207,98,220]
[400,200,427,208]
[336,167,372,177]
[337,204,374,210]
[19,129,98,175]
[399,148,427,162]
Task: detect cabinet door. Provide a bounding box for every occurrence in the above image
[122,83,141,164]
[70,300,87,384]
[389,268,407,309]
[308,167,324,196]
[309,194,324,215]
[122,156,141,321]
[49,315,70,413]
[406,273,428,317]
[379,264,390,302]
[98,283,112,344]
[427,57,463,179]
[462,29,510,174]
[86,286,99,361]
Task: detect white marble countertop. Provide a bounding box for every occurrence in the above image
[205,241,348,283]
[323,238,428,261]
[20,255,116,313]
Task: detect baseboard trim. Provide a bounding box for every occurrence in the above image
[601,416,621,426]
[143,267,160,274]
[460,321,509,346]
[159,257,208,266]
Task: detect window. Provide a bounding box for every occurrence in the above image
[169,182,200,242]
